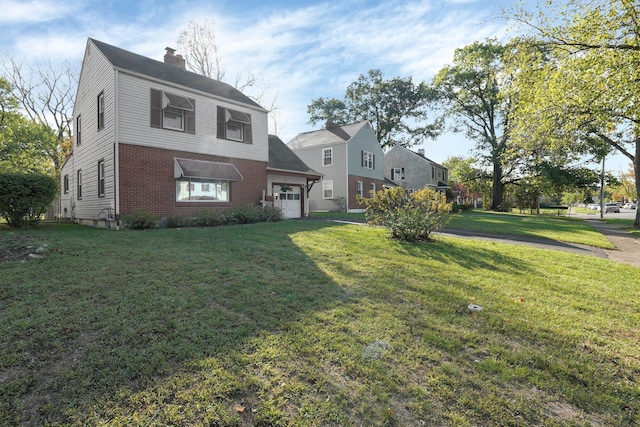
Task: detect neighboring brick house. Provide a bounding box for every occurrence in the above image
[60,39,310,227]
[287,121,385,212]
[384,145,449,193]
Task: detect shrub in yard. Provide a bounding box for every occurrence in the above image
[165,214,193,228]
[0,173,57,228]
[122,210,159,230]
[361,187,454,242]
[229,204,260,224]
[258,205,283,222]
[195,209,226,227]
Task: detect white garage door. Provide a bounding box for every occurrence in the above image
[275,186,301,218]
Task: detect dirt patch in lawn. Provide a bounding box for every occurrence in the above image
[0,232,48,263]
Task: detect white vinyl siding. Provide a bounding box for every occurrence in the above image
[117,73,268,162]
[67,40,116,221]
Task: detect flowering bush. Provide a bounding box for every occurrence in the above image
[361,187,453,242]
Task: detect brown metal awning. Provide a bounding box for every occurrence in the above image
[174,158,243,181]
[163,92,194,111]
[225,108,251,124]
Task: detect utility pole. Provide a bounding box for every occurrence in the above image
[599,154,605,219]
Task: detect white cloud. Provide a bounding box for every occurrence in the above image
[0,0,80,24]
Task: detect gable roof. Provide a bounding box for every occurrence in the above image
[268,135,321,178]
[89,38,263,110]
[287,121,370,149]
[387,145,446,169]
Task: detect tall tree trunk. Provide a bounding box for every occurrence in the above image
[491,162,504,211]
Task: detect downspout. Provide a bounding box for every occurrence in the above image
[114,70,120,229]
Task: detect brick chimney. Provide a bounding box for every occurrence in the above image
[164,47,185,69]
[417,148,425,157]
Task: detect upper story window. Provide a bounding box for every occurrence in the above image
[76,116,81,145]
[431,165,436,180]
[150,88,196,134]
[97,92,104,130]
[362,150,374,169]
[217,106,252,143]
[322,148,333,166]
[63,174,69,194]
[391,167,404,180]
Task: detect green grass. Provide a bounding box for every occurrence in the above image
[603,218,640,237]
[1,221,639,426]
[447,210,615,248]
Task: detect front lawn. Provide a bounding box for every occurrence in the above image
[447,210,615,248]
[1,221,638,425]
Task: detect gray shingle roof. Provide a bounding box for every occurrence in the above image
[287,121,369,149]
[268,135,321,177]
[89,38,263,109]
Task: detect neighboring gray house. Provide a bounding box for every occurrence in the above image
[384,145,449,192]
[266,135,321,218]
[287,121,385,212]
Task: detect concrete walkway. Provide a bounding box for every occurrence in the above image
[582,219,640,269]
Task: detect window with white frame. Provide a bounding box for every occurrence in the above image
[97,92,104,130]
[391,167,404,180]
[362,150,374,169]
[176,178,229,202]
[356,181,363,198]
[63,174,69,194]
[77,170,82,199]
[322,148,333,166]
[150,89,196,134]
[76,115,81,145]
[370,183,376,194]
[431,166,436,180]
[322,180,333,199]
[98,160,105,197]
[217,106,252,143]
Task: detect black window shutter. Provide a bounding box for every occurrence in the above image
[150,89,162,128]
[361,151,364,167]
[217,106,226,139]
[373,154,375,170]
[185,98,196,134]
[391,169,395,180]
[243,114,252,144]
[402,168,405,179]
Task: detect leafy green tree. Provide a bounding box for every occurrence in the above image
[1,77,59,176]
[509,0,640,227]
[0,173,57,228]
[307,69,443,149]
[433,39,523,211]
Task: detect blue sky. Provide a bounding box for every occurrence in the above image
[0,0,630,173]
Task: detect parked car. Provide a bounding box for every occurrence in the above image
[604,202,620,213]
[630,203,637,210]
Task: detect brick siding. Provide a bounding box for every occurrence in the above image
[118,144,267,217]
[347,175,385,210]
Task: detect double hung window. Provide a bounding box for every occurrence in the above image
[98,160,105,197]
[322,180,333,199]
[150,89,196,134]
[216,106,252,143]
[77,170,82,199]
[322,148,333,166]
[362,151,374,169]
[97,93,104,130]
